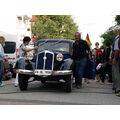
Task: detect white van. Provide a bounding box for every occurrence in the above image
[0,32,21,65]
[1,31,34,64]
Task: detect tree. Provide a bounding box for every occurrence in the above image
[115,15,120,25]
[32,15,78,42]
[100,26,115,46]
[101,15,120,46]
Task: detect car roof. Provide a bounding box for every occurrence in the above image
[36,39,74,55]
[37,39,74,44]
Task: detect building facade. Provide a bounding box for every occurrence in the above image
[0,15,32,44]
[16,15,32,43]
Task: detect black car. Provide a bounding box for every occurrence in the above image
[15,39,74,92]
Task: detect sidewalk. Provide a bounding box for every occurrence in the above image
[73,78,113,89]
[2,78,113,89]
[83,79,112,89]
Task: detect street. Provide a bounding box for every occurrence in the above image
[0,78,119,105]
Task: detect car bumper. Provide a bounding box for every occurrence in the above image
[15,69,34,75]
[15,69,72,76]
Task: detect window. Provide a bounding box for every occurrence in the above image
[4,42,16,54]
[17,16,22,20]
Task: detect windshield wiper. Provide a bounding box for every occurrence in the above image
[38,40,49,47]
[51,40,62,46]
[34,40,49,55]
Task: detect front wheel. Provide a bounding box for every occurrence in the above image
[18,74,29,91]
[41,80,46,84]
[65,74,73,92]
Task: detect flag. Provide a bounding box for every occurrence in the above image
[86,34,92,47]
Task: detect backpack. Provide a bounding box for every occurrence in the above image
[96,49,103,61]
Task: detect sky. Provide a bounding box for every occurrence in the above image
[0,15,17,34]
[0,0,119,49]
[73,15,115,48]
[0,14,116,49]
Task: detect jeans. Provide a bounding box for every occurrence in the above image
[113,61,120,92]
[15,73,18,84]
[75,57,87,86]
[0,60,4,84]
[112,66,116,89]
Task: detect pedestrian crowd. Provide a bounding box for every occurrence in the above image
[0,25,120,97]
[72,26,120,97]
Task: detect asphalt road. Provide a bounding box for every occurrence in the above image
[0,78,119,105]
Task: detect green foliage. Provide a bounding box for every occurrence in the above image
[100,27,115,46]
[115,15,120,25]
[32,15,78,42]
[101,15,120,46]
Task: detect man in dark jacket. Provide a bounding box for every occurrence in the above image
[101,42,112,83]
[73,32,91,89]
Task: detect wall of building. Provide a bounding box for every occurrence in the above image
[0,15,32,43]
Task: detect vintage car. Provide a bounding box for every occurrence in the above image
[15,39,74,92]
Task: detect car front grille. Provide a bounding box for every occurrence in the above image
[36,51,54,70]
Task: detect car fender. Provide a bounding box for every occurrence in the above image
[15,57,34,70]
[61,58,74,70]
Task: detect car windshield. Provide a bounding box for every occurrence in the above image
[4,42,16,54]
[37,41,70,53]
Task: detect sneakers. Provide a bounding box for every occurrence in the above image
[116,92,120,97]
[14,83,18,87]
[112,88,116,91]
[95,79,100,82]
[99,81,104,85]
[106,82,112,85]
[116,90,120,97]
[0,83,4,87]
[84,79,90,84]
[76,85,82,89]
[86,81,90,84]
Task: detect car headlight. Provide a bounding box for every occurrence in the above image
[26,53,34,60]
[56,53,63,62]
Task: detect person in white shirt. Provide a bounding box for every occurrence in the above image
[14,36,38,87]
[0,36,5,87]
